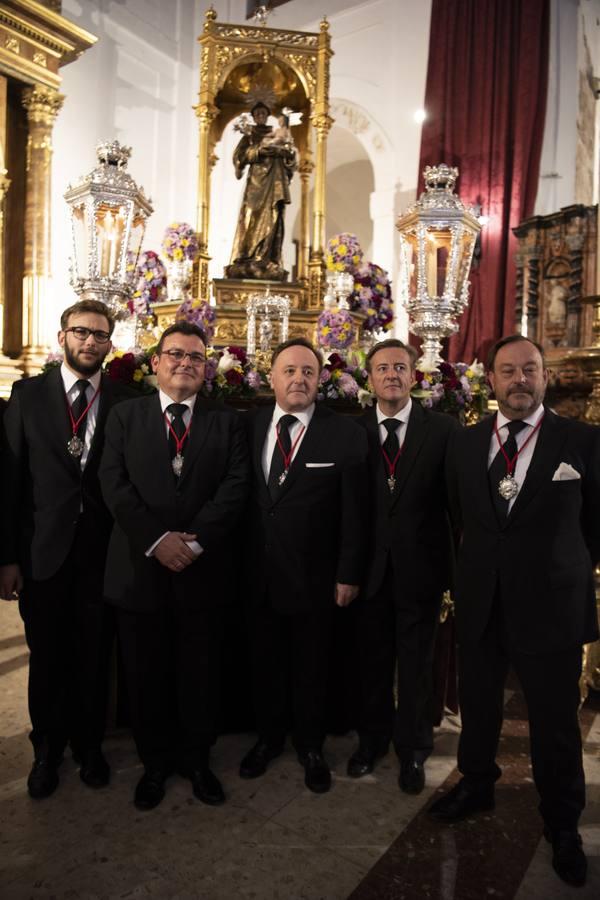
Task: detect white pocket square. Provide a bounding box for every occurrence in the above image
[552,462,581,481]
[305,462,335,468]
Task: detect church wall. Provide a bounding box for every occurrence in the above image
[50,0,203,332]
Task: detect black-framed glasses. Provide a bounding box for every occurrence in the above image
[64,326,111,344]
[161,349,206,366]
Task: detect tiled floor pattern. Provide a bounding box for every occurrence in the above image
[1,602,598,899]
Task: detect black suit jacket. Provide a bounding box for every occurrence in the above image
[100,393,248,612]
[447,408,600,653]
[0,367,136,581]
[360,402,459,603]
[245,403,368,615]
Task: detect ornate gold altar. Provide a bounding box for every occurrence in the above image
[153,8,338,347]
[0,1,96,396]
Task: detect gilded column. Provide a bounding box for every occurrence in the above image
[308,18,333,308]
[298,155,314,283]
[20,85,63,375]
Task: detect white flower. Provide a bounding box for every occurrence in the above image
[469,358,485,377]
[358,388,375,408]
[144,374,158,388]
[217,348,238,374]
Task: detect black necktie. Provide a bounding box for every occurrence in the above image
[167,402,188,460]
[382,418,400,459]
[268,414,298,499]
[488,419,527,519]
[71,379,90,441]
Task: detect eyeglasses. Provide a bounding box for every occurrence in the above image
[64,326,111,344]
[161,349,206,366]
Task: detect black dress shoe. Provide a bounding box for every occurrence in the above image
[544,827,587,887]
[190,767,225,806]
[134,769,167,811]
[399,760,425,795]
[27,758,59,799]
[299,750,331,794]
[79,749,110,789]
[428,780,495,821]
[239,740,284,779]
[347,742,387,778]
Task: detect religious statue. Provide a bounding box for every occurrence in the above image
[225,102,297,281]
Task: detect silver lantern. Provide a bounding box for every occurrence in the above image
[64,141,153,318]
[397,164,480,369]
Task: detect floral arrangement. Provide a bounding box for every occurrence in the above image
[126,250,167,316]
[161,222,199,263]
[318,350,369,402]
[176,298,217,344]
[104,350,157,393]
[349,262,394,334]
[203,345,266,399]
[412,360,489,418]
[316,308,356,351]
[326,233,363,272]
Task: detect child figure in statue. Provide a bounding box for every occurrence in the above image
[226,102,297,282]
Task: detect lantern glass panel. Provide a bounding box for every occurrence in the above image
[71,203,89,279]
[425,228,451,298]
[95,204,126,277]
[128,216,146,269]
[455,232,476,295]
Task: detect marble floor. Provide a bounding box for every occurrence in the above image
[1,602,599,899]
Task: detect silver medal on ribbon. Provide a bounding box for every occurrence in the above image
[498,474,519,500]
[172,453,184,477]
[67,435,84,458]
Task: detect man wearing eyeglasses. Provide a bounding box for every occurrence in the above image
[0,299,135,800]
[100,321,248,810]
[346,339,458,794]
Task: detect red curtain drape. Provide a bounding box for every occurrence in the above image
[417,0,550,363]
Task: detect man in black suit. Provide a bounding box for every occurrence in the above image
[347,339,458,793]
[240,337,368,793]
[100,321,248,810]
[0,299,133,798]
[429,335,600,888]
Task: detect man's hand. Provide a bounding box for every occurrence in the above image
[0,564,23,601]
[335,583,359,607]
[153,533,198,573]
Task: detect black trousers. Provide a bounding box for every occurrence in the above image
[355,564,441,762]
[248,599,333,753]
[458,600,585,831]
[18,523,114,761]
[117,594,223,771]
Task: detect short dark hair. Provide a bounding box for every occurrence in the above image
[156,321,207,355]
[60,299,114,335]
[271,337,323,372]
[251,101,270,117]
[366,338,418,372]
[486,334,545,371]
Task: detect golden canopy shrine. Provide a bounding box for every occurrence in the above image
[153,7,347,346]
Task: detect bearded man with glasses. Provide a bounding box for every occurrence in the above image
[100,321,248,810]
[0,299,136,800]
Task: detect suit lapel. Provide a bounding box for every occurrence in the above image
[46,367,80,474]
[254,405,274,504]
[507,410,568,524]
[471,414,498,524]
[86,374,115,466]
[145,393,176,491]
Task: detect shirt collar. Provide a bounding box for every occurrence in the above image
[376,397,412,426]
[61,362,102,395]
[159,390,197,414]
[272,402,315,431]
[496,403,544,431]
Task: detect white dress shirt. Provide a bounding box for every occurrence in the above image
[376,397,412,450]
[61,363,101,469]
[487,403,545,512]
[146,390,202,558]
[262,402,315,482]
